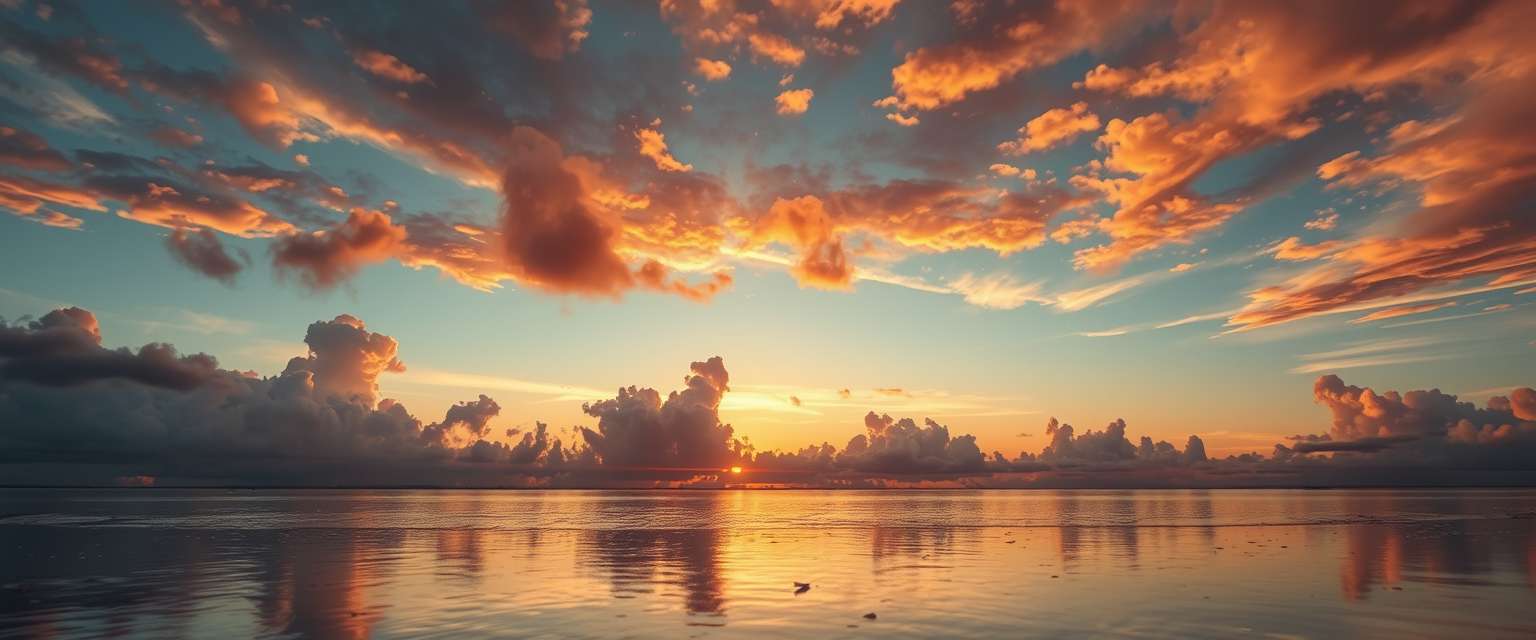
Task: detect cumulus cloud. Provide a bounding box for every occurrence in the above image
[577,356,746,471]
[749,195,853,289]
[998,102,1101,155]
[271,209,407,290]
[836,412,985,474]
[284,314,405,405]
[774,88,814,115]
[0,308,217,391]
[693,57,732,81]
[748,32,805,67]
[2,309,1533,487]
[497,127,635,296]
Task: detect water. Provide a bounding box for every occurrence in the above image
[2,489,1534,639]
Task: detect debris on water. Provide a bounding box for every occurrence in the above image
[863,612,878,620]
[1391,586,1403,591]
[794,582,811,595]
[1050,575,1059,579]
[1005,540,1016,544]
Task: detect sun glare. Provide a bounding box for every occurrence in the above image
[730,466,743,474]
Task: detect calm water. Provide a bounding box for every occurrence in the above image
[2,489,1534,639]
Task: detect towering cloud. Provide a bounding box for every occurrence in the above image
[283,314,405,405]
[578,357,745,470]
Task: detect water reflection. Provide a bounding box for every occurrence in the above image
[579,493,727,620]
[1,489,1534,638]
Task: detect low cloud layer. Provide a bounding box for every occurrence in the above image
[1,307,1531,488]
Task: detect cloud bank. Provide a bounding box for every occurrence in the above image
[1,307,1531,488]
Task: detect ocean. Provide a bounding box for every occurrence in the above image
[2,489,1534,638]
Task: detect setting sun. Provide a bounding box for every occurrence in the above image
[729,466,743,475]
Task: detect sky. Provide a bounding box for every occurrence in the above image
[1,0,1534,487]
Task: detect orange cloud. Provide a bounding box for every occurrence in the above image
[12,209,84,230]
[635,127,693,173]
[748,32,806,67]
[774,88,814,115]
[998,102,1101,155]
[694,57,732,80]
[635,259,734,302]
[0,175,106,214]
[350,49,431,84]
[810,0,901,30]
[1271,237,1343,262]
[751,195,852,289]
[272,208,407,289]
[1224,2,1536,331]
[1349,301,1457,325]
[884,1,1148,111]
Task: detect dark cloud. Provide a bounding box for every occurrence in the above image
[497,127,634,296]
[0,126,70,171]
[0,308,216,390]
[271,209,407,290]
[2,309,1533,487]
[577,356,744,471]
[0,19,129,92]
[835,412,986,475]
[166,227,247,284]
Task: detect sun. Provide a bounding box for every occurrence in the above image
[729,466,743,474]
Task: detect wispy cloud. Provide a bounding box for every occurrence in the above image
[1053,273,1152,312]
[1380,304,1516,328]
[1075,326,1133,337]
[1289,336,1452,374]
[1225,278,1536,334]
[947,272,1048,310]
[395,368,611,402]
[1156,308,1240,329]
[136,309,257,336]
[1349,301,1457,324]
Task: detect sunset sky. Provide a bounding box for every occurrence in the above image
[2,0,1534,483]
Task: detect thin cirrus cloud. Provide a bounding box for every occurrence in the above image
[1288,336,1451,374]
